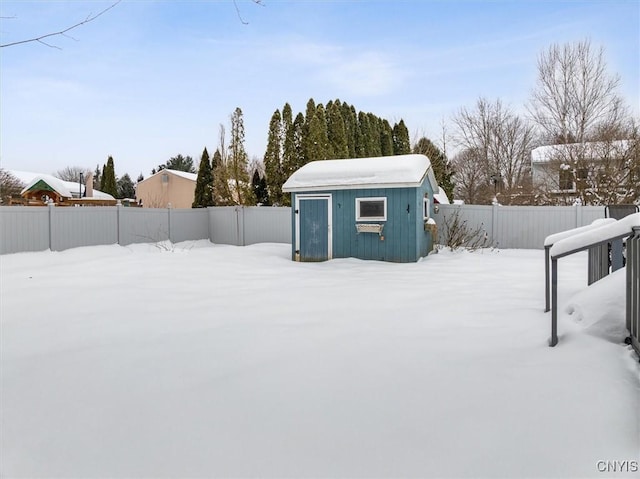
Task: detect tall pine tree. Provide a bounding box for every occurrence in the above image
[327,100,348,159]
[228,107,252,205]
[281,103,296,183]
[251,170,270,205]
[380,119,394,156]
[264,109,284,205]
[101,156,118,198]
[413,137,455,201]
[392,120,411,155]
[193,147,214,208]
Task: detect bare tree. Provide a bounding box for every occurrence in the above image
[451,148,492,205]
[528,39,626,144]
[452,98,537,204]
[0,2,121,49]
[54,166,92,182]
[0,169,25,203]
[528,39,638,205]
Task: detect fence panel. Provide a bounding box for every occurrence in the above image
[170,209,210,243]
[51,207,118,251]
[243,207,291,245]
[434,205,493,246]
[209,207,242,245]
[434,204,605,249]
[0,207,50,254]
[119,208,170,246]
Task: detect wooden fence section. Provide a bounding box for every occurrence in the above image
[1,204,608,255]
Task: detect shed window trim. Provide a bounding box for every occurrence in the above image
[356,197,387,221]
[423,196,430,220]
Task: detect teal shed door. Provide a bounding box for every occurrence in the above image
[295,195,332,261]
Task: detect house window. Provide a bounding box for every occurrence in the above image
[558,169,574,191]
[356,197,387,221]
[423,196,430,220]
[161,173,169,184]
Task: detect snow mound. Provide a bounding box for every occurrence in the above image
[564,268,627,343]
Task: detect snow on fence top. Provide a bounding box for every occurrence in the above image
[282,154,437,192]
[543,218,616,247]
[550,213,640,258]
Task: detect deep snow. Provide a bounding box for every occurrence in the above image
[1,242,638,478]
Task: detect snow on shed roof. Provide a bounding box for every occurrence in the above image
[282,154,437,192]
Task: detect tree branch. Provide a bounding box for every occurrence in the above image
[233,0,265,25]
[0,1,121,48]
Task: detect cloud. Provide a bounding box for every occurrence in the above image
[271,39,403,97]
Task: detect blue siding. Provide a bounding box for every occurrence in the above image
[290,177,436,262]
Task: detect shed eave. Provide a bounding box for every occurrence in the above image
[283,181,424,193]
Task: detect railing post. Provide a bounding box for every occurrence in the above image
[550,257,558,347]
[545,245,551,312]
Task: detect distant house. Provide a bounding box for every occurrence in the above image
[282,154,440,263]
[531,140,638,204]
[9,170,116,206]
[135,169,197,209]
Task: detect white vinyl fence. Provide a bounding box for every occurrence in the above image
[432,204,605,249]
[1,204,607,255]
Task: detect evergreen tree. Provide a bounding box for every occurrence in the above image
[292,112,305,171]
[302,98,317,164]
[413,137,456,201]
[212,148,231,206]
[281,103,296,182]
[327,100,348,159]
[157,154,196,173]
[341,103,358,158]
[392,119,411,155]
[367,113,382,157]
[137,173,144,183]
[305,104,330,161]
[380,119,394,156]
[264,109,283,205]
[356,111,370,157]
[251,169,270,205]
[193,147,214,208]
[117,173,136,199]
[93,164,101,189]
[101,156,118,198]
[228,107,252,205]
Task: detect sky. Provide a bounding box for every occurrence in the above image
[1,0,638,179]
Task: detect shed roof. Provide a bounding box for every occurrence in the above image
[282,154,438,192]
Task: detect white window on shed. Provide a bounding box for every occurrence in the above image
[356,197,387,221]
[161,173,169,184]
[423,195,430,220]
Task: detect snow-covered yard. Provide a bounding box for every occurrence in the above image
[1,242,638,478]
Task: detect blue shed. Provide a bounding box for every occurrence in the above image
[282,154,439,263]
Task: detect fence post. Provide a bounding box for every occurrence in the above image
[117,204,122,245]
[168,203,173,243]
[48,203,54,251]
[492,204,498,242]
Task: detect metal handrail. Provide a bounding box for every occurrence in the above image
[547,213,640,347]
